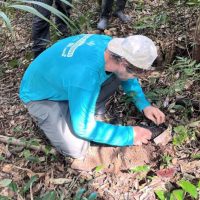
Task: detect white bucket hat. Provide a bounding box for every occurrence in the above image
[107,35,158,69]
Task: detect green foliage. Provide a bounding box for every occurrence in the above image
[0,11,13,35]
[0,155,5,161]
[8,181,18,192]
[178,180,198,199]
[134,0,145,11]
[21,175,38,194]
[170,189,184,200]
[94,165,104,172]
[171,0,200,6]
[22,149,40,163]
[0,0,77,36]
[155,190,166,200]
[147,57,200,106]
[74,188,97,200]
[130,165,150,173]
[0,195,11,200]
[13,125,23,132]
[133,12,168,30]
[36,191,56,200]
[198,180,200,188]
[88,193,98,200]
[191,153,200,159]
[185,0,200,6]
[74,188,86,200]
[0,179,12,187]
[173,125,188,146]
[155,179,199,200]
[161,154,172,167]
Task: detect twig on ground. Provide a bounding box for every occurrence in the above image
[0,134,57,155]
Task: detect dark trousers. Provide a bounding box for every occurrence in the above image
[32,0,72,53]
[101,0,127,18]
[96,73,121,113]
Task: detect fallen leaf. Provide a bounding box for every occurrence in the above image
[49,178,71,185]
[178,160,200,177]
[154,125,172,145]
[2,164,13,173]
[156,167,176,179]
[188,120,200,128]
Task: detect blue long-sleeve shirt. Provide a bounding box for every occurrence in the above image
[19,34,150,146]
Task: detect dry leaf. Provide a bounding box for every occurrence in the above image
[156,167,176,179]
[2,164,13,173]
[178,160,200,177]
[49,178,71,185]
[154,125,172,145]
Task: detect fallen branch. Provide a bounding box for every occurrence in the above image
[0,135,57,155]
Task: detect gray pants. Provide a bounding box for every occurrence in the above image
[26,74,120,158]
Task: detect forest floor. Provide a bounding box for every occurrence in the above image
[0,0,200,199]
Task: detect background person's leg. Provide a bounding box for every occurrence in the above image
[97,0,114,30]
[114,0,130,23]
[95,74,121,115]
[32,0,52,58]
[115,0,126,12]
[55,0,72,37]
[27,100,89,158]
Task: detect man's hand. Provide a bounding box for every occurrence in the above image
[143,106,165,125]
[133,126,152,145]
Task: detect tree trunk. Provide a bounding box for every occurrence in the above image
[192,16,200,62]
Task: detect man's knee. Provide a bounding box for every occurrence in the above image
[55,141,90,158]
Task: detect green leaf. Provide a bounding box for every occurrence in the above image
[178,180,198,198]
[8,182,18,192]
[38,191,56,200]
[13,124,22,132]
[74,188,86,200]
[173,126,188,146]
[197,180,200,189]
[0,179,12,187]
[44,145,52,155]
[155,190,166,200]
[0,155,5,161]
[0,11,13,35]
[8,5,57,30]
[171,189,184,200]
[21,175,38,194]
[27,139,40,146]
[88,192,98,200]
[130,165,150,173]
[16,0,78,32]
[0,195,10,200]
[191,153,200,159]
[23,149,31,159]
[95,165,104,172]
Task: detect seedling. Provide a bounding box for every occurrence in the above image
[130,165,151,173]
[173,125,188,146]
[161,154,172,167]
[155,179,199,200]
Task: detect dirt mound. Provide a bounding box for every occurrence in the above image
[71,144,155,173]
